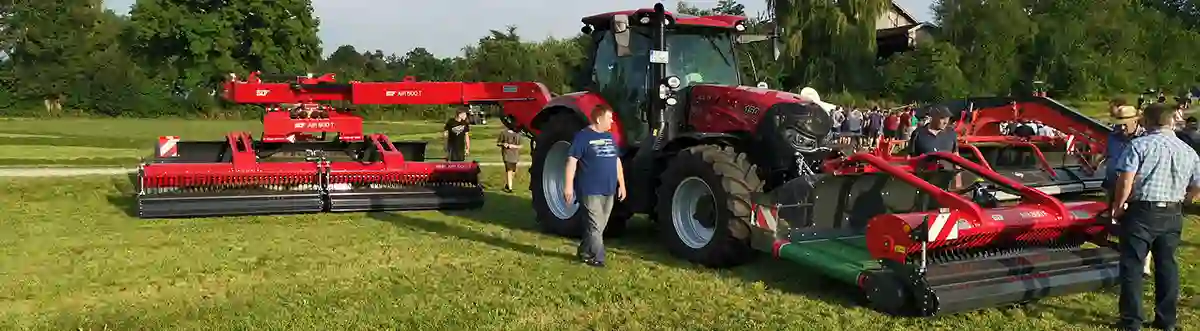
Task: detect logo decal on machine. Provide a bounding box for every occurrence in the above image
[385,90,422,97]
[294,121,335,129]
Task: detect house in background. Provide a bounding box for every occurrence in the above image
[756,1,937,58]
[875,2,937,58]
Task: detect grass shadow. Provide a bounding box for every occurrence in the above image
[439,190,863,310]
[368,192,575,262]
[1033,302,1115,327]
[105,172,140,218]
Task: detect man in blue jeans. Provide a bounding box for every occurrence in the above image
[1105,102,1151,277]
[1109,103,1198,331]
[564,105,627,268]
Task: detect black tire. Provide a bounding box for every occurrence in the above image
[528,112,630,237]
[656,144,761,268]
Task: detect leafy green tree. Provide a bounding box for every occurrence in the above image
[714,0,747,15]
[934,0,1035,95]
[129,0,322,96]
[769,0,891,93]
[880,41,968,102]
[8,0,109,114]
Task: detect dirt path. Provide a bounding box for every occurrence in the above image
[0,162,525,177]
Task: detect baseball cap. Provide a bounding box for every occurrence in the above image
[929,106,952,118]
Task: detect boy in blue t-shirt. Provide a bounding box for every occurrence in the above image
[564,105,627,268]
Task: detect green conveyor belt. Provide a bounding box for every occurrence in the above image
[776,235,880,285]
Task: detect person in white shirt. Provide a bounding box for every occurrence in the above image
[831,107,845,145]
[1037,122,1057,137]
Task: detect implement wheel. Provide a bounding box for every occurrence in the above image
[657,144,761,267]
[529,112,629,237]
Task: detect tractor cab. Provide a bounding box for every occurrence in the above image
[575,6,773,144]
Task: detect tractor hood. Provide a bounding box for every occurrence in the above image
[686,84,835,151]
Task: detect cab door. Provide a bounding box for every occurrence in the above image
[591,29,651,145]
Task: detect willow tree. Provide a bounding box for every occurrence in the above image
[768,0,891,93]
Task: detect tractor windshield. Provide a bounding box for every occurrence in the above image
[666,30,740,87]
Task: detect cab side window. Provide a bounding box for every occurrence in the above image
[592,32,616,89]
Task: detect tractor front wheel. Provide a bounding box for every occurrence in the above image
[657,144,761,268]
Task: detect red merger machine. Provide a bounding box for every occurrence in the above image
[940,96,1109,200]
[136,72,551,218]
[502,4,1121,316]
[871,96,1111,202]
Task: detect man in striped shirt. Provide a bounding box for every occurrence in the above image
[1109,103,1199,331]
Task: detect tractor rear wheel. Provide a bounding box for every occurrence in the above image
[657,144,762,268]
[529,112,629,237]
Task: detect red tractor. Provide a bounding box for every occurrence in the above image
[503,4,1119,316]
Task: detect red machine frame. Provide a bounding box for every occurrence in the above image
[137,72,555,218]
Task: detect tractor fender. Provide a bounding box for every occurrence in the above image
[530,106,587,134]
[529,92,610,132]
[658,132,746,158]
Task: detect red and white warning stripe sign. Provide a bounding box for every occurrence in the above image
[753,204,779,232]
[925,209,959,242]
[158,136,180,158]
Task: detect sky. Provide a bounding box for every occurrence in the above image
[103,0,935,58]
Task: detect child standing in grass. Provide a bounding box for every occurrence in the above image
[496,127,523,193]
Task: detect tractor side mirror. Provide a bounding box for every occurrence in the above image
[735,34,770,44]
[613,14,632,57]
[772,37,782,61]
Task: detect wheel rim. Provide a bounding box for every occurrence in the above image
[672,176,717,249]
[542,141,579,219]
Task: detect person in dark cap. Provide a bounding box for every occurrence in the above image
[909,106,958,156]
[909,106,962,187]
[1109,103,1200,331]
[443,106,472,161]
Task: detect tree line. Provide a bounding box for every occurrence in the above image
[1,0,1199,119]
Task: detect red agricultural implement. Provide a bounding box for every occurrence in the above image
[501,4,1121,316]
[135,72,551,218]
[869,96,1111,201]
[946,97,1110,199]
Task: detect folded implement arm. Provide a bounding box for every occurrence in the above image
[136,72,552,218]
[874,97,1112,200]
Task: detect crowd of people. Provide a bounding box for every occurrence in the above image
[828,106,920,152]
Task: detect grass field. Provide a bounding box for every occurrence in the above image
[0,109,1196,330]
[0,169,1196,330]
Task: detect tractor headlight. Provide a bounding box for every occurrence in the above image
[735,23,746,32]
[658,84,670,99]
[640,16,651,24]
[665,76,681,89]
[666,97,678,106]
[784,127,819,152]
